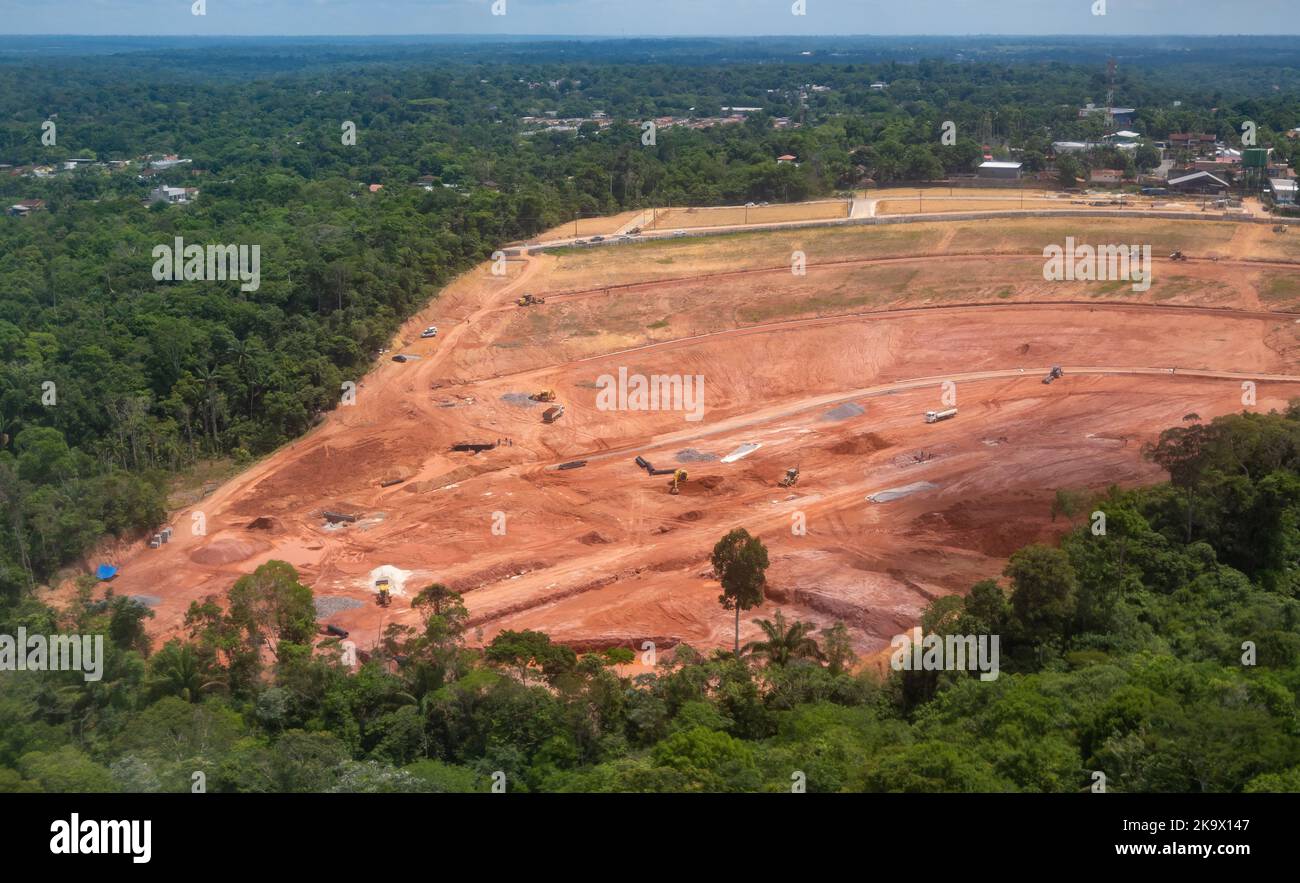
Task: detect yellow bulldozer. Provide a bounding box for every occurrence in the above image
[667,469,688,495]
[375,577,392,608]
[517,293,546,307]
[531,389,557,403]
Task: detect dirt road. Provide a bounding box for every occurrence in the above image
[92,215,1300,660]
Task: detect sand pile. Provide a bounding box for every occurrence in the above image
[368,564,414,597]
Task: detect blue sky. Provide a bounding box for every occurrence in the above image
[1,0,1295,37]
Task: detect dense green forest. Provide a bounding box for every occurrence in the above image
[3,41,1298,595]
[1,408,1298,792]
[1,44,1299,793]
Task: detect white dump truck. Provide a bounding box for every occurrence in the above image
[925,408,958,424]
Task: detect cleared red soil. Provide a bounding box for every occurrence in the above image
[85,220,1300,658]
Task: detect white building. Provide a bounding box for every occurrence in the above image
[977,161,1023,180]
[150,156,192,170]
[149,185,199,205]
[1269,178,1298,205]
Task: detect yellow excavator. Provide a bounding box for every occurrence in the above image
[668,469,688,495]
[517,293,546,307]
[531,389,557,403]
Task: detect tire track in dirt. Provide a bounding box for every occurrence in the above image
[462,368,1300,630]
[542,365,1300,470]
[108,214,1300,653]
[522,252,1300,309]
[467,298,1300,392]
[177,258,544,519]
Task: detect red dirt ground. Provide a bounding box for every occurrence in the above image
[80,218,1300,660]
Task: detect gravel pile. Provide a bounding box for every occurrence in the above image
[500,392,540,407]
[314,596,364,619]
[675,448,718,462]
[821,402,865,421]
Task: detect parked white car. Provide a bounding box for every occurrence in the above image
[420,326,438,339]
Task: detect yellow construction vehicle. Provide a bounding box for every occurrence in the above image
[516,293,546,307]
[668,469,688,495]
[375,577,392,608]
[531,389,557,403]
[779,467,799,488]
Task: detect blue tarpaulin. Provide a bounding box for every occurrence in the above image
[96,564,117,581]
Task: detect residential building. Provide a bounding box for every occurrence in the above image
[1168,133,1217,156]
[977,161,1023,180]
[1079,104,1137,125]
[1269,178,1298,205]
[1167,170,1230,193]
[8,199,47,217]
[1089,169,1125,185]
[149,185,198,204]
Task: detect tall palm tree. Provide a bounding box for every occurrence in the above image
[742,610,824,667]
[149,643,226,702]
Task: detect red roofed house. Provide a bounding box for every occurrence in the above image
[8,199,47,217]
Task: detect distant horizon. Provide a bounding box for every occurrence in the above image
[6,33,1300,38]
[3,0,1297,38]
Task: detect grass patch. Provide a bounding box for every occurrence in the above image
[1260,272,1300,304]
[737,291,876,324]
[1088,279,1134,297]
[166,458,242,509]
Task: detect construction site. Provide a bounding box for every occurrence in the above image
[94,209,1300,667]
